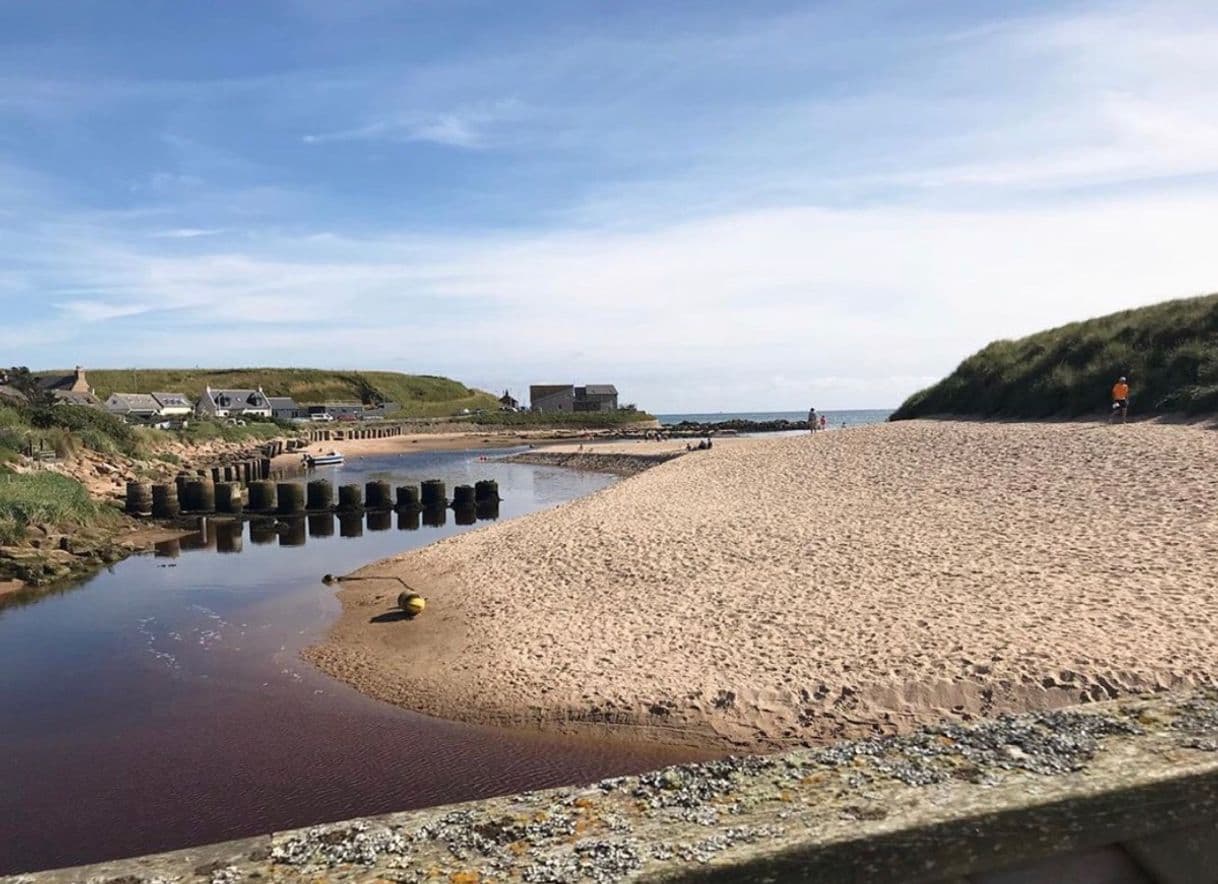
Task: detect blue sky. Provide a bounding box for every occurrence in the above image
[2,1,1217,411]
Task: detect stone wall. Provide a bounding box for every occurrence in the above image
[12,690,1218,883]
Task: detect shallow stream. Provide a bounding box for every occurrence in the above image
[0,449,702,874]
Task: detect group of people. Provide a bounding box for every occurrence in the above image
[807,408,828,433]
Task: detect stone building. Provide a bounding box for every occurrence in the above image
[529,384,619,413]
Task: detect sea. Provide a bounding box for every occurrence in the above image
[657,409,892,428]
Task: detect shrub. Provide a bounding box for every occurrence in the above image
[0,471,117,544]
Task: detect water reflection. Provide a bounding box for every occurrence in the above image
[249,520,278,546]
[308,513,334,538]
[156,504,505,558]
[338,512,364,538]
[215,521,244,554]
[279,518,307,547]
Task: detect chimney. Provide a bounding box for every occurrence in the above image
[72,365,88,393]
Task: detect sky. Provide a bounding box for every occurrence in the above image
[2,1,1217,412]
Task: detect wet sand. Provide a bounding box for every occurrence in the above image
[306,421,1218,751]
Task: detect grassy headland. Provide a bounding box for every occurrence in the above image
[78,368,500,417]
[892,293,1218,420]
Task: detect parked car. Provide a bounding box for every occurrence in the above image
[309,413,335,422]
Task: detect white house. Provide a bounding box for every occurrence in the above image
[151,392,193,417]
[196,386,272,419]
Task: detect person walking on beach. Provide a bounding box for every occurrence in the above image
[819,414,828,432]
[1110,376,1130,423]
[808,407,817,433]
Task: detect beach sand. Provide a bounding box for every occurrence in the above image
[306,420,1218,752]
[296,428,633,459]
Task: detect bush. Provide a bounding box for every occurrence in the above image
[0,471,117,544]
[26,404,139,456]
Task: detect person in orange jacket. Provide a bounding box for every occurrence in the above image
[1110,376,1130,423]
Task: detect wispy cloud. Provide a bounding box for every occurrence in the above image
[149,227,226,239]
[303,99,525,148]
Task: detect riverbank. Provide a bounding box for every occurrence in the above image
[0,434,293,592]
[307,420,1218,752]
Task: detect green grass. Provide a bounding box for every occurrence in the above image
[69,368,500,416]
[0,470,119,545]
[466,409,656,428]
[892,293,1218,420]
[172,419,286,444]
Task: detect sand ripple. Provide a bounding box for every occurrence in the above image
[306,421,1218,751]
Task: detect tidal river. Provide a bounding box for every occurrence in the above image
[0,449,703,875]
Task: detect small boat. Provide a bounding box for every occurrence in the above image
[305,451,345,468]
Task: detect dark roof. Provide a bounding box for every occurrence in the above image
[151,392,191,407]
[210,389,269,408]
[583,384,618,396]
[267,396,299,409]
[107,393,160,411]
[54,390,100,406]
[36,373,77,391]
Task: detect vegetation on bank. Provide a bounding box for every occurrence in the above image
[0,471,120,545]
[464,408,655,429]
[74,368,500,416]
[892,293,1218,420]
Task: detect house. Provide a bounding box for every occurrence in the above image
[529,385,574,413]
[499,390,519,411]
[267,396,305,420]
[577,384,619,412]
[34,365,101,406]
[196,386,272,419]
[529,384,619,413]
[151,392,193,417]
[36,365,91,396]
[105,392,162,420]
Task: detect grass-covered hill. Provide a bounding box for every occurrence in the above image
[892,294,1218,420]
[69,369,500,418]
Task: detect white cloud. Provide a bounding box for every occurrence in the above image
[303,99,525,148]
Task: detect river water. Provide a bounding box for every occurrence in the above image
[0,449,705,875]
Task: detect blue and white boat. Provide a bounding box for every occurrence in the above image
[305,451,344,468]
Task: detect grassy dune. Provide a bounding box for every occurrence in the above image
[74,369,500,417]
[893,293,1218,420]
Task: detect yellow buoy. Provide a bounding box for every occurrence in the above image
[398,591,426,617]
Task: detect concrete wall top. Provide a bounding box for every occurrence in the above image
[11,689,1218,883]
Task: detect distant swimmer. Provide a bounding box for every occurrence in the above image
[1110,376,1130,424]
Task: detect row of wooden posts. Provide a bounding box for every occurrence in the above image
[303,426,407,442]
[126,477,500,518]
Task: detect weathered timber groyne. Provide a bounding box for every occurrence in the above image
[15,690,1218,883]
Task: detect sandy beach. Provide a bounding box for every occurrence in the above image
[296,427,639,459]
[306,420,1218,752]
